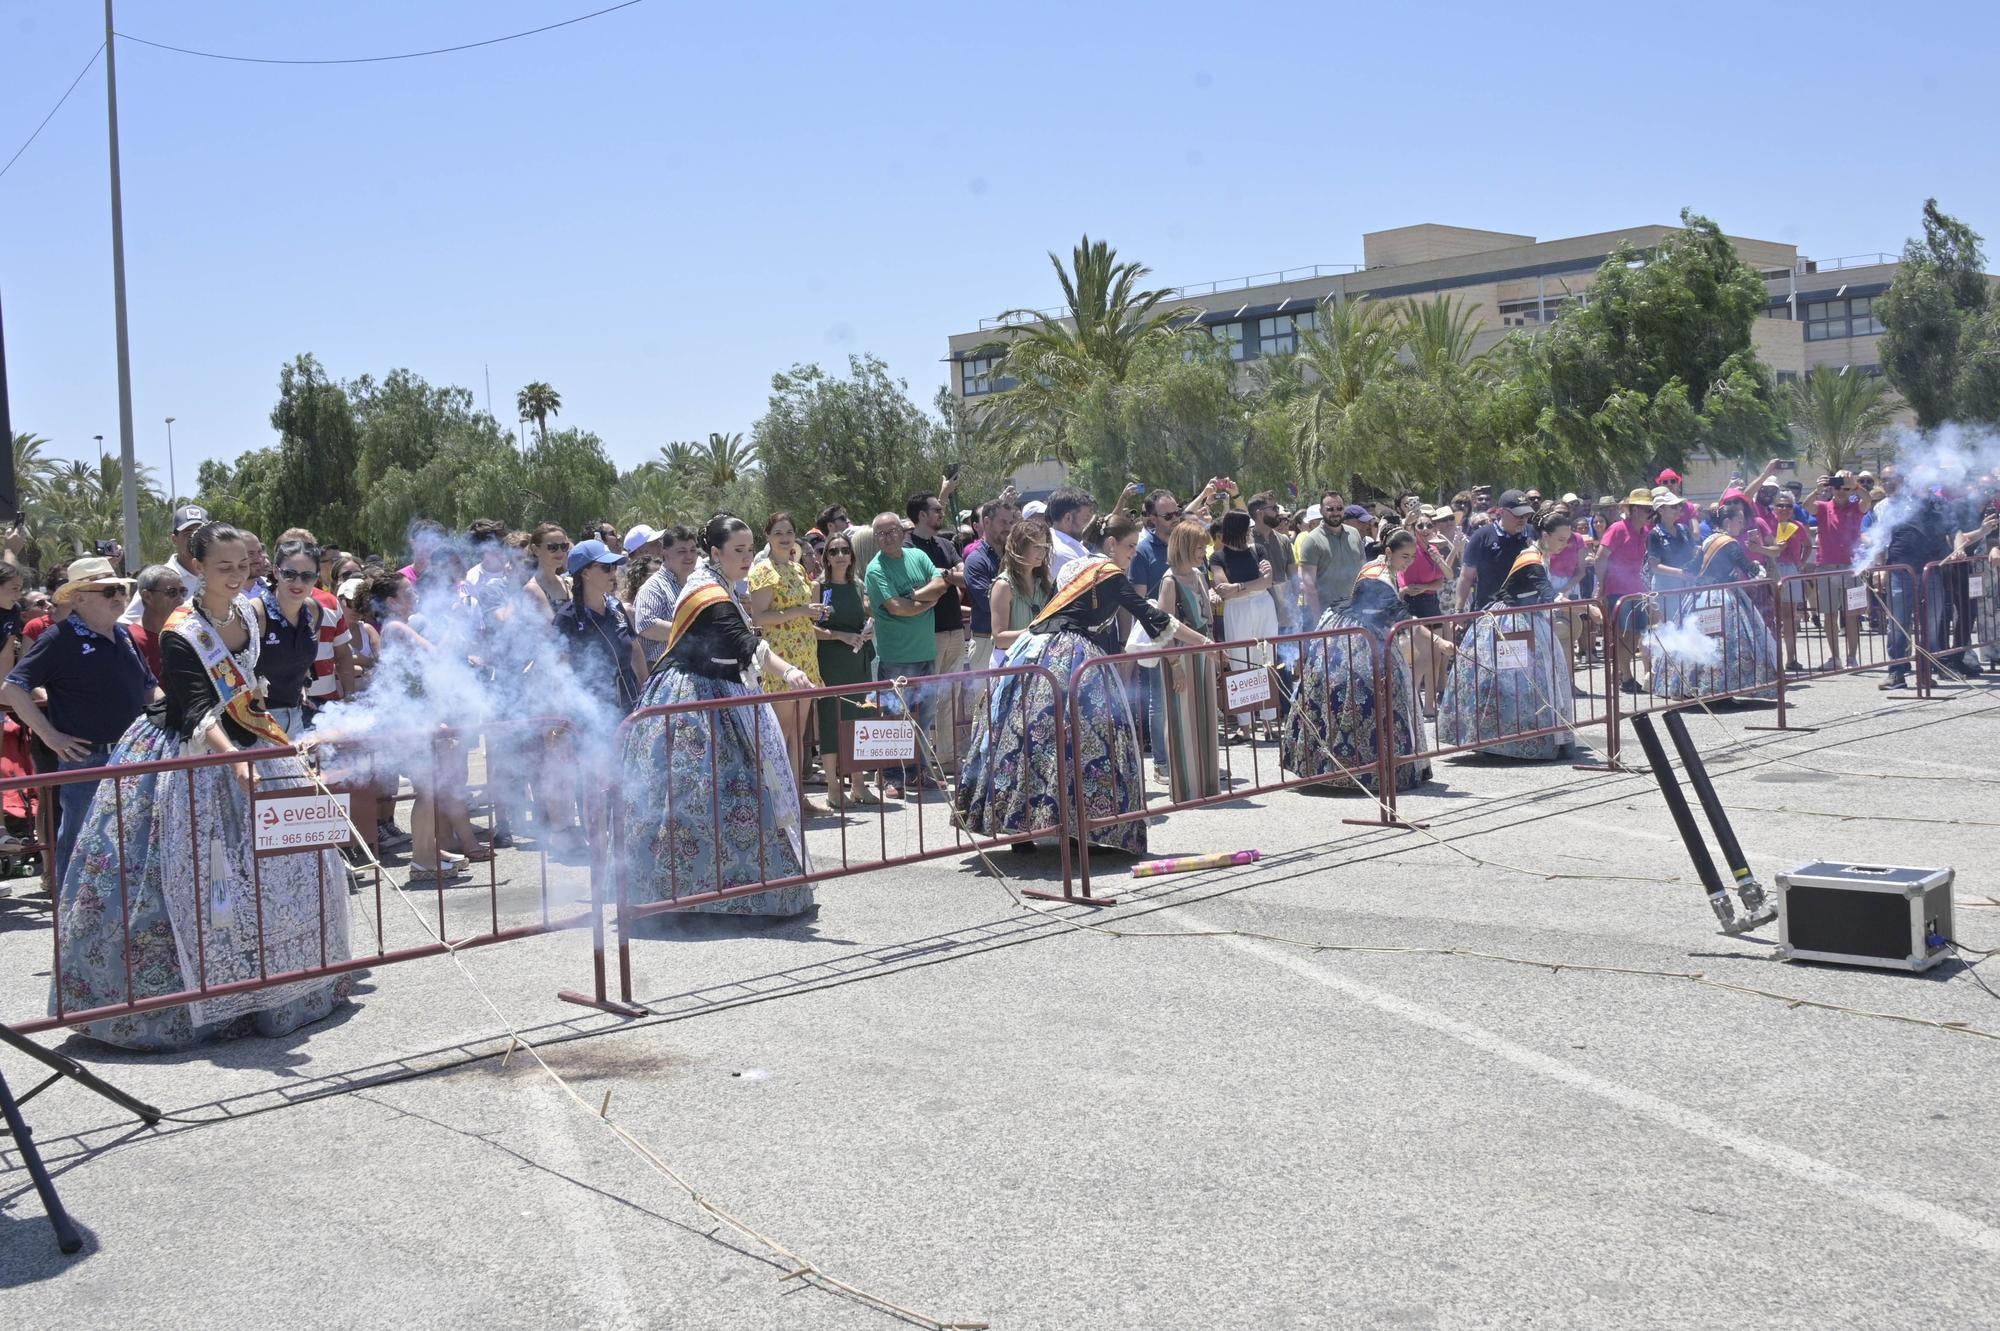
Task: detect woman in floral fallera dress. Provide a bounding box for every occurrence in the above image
[51,523,352,1050]
[618,515,818,916]
[1436,512,1581,760]
[1281,528,1449,792]
[957,514,1210,854]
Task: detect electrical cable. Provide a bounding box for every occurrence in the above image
[0,43,105,184]
[113,2,647,66]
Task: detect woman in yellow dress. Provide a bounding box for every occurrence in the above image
[748,511,829,799]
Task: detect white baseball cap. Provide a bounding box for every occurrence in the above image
[622,524,660,554]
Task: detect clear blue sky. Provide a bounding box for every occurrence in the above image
[3,0,1997,493]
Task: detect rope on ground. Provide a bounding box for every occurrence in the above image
[886,671,2000,1048]
[287,738,990,1331]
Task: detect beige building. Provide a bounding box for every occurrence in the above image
[946,222,1921,496]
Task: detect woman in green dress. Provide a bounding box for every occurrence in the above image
[986,518,1054,650]
[814,530,876,808]
[1153,519,1221,801]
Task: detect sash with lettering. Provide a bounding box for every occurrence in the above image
[1031,556,1122,626]
[165,603,292,747]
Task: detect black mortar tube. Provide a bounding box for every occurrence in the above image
[1661,708,1755,890]
[1631,712,1734,923]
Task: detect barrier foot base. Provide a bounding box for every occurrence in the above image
[0,1023,160,1125]
[1571,761,1624,773]
[1341,816,1428,830]
[1744,724,1816,734]
[1021,888,1119,906]
[558,990,649,1018]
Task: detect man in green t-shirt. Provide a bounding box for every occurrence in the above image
[1298,491,1366,622]
[863,512,947,797]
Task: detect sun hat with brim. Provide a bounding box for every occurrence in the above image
[1596,495,1619,509]
[54,556,136,606]
[1623,488,1657,507]
[1652,487,1685,507]
[1425,505,1454,521]
[564,538,626,578]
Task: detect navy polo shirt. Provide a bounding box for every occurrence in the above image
[1464,522,1530,607]
[963,541,1001,636]
[256,587,320,708]
[7,613,157,745]
[1129,529,1170,600]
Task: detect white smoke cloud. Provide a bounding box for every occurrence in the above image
[1647,617,1721,667]
[309,529,629,872]
[1856,422,2000,568]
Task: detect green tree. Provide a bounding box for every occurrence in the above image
[1785,367,1901,474]
[1508,208,1785,485]
[516,381,562,444]
[1877,199,1993,427]
[1249,296,1399,494]
[519,428,618,537]
[977,235,1190,468]
[1071,338,1248,502]
[269,354,363,549]
[753,355,947,526]
[11,432,61,508]
[699,431,754,490]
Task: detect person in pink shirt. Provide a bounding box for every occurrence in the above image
[1768,491,1811,669]
[1600,488,1656,692]
[1809,469,1871,669]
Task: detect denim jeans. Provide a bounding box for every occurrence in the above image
[54,748,111,887]
[1885,570,1944,681]
[875,658,935,787]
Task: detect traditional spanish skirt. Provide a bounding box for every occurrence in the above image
[1436,607,1577,760]
[1280,609,1431,791]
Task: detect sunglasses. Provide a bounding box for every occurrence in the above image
[143,585,187,600]
[277,568,317,583]
[83,587,125,600]
[539,540,571,551]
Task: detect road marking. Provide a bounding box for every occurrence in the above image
[1169,910,2000,1258]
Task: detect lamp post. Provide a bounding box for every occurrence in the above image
[164,416,176,501]
[94,435,104,466]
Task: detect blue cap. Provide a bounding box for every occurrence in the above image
[1343,504,1374,522]
[565,538,625,577]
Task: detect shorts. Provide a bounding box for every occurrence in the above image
[1614,595,1654,635]
[1776,563,1805,605]
[1813,566,1854,612]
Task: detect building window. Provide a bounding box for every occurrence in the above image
[1258,314,1296,357]
[1294,309,1317,335]
[1775,370,1800,385]
[962,355,1001,396]
[1210,322,1246,361]
[1496,295,1572,327]
[1804,301,1843,341]
[1849,296,1885,337]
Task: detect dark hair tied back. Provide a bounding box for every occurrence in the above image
[189,522,246,563]
[702,513,752,553]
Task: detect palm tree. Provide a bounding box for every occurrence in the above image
[11,431,61,507]
[979,235,1189,466]
[699,431,754,490]
[657,440,701,479]
[608,462,691,528]
[1249,296,1399,490]
[1397,294,1490,378]
[1785,367,1901,475]
[515,382,562,444]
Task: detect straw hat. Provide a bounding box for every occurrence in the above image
[53,556,136,606]
[1623,488,1656,507]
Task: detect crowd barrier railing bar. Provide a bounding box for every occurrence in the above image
[1383,598,1616,799]
[1606,576,1794,731]
[566,664,1072,1016]
[1771,562,1919,695]
[1916,557,1991,698]
[1063,621,1382,898]
[4,719,591,1038]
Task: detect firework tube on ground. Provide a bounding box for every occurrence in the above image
[1130,850,1261,878]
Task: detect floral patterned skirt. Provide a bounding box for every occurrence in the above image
[956,628,1146,854]
[51,719,353,1051]
[1650,585,1779,701]
[1280,611,1430,791]
[618,669,813,916]
[1437,608,1577,760]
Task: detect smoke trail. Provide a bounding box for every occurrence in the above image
[311,527,628,897]
[1647,617,1721,668]
[1856,422,2000,568]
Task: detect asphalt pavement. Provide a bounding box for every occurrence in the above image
[3,668,1998,1330]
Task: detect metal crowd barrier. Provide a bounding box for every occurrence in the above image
[5,719,589,1037]
[1061,622,1379,898]
[566,664,1071,1016]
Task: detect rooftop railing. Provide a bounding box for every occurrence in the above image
[976,262,1362,330]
